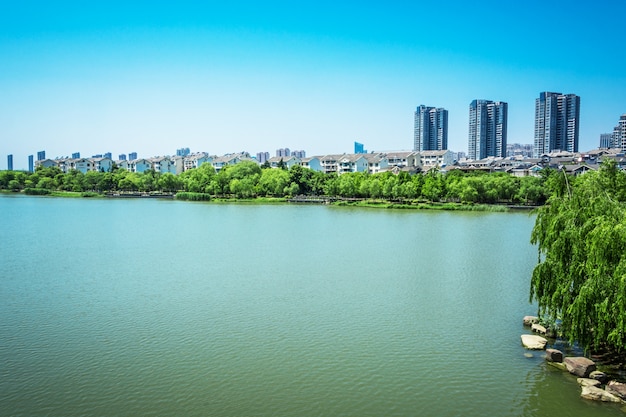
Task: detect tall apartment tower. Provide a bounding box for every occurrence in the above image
[7,154,13,170]
[414,105,448,151]
[534,92,580,157]
[37,150,46,161]
[468,100,508,160]
[613,114,626,151]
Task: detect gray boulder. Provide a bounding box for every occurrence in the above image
[606,381,626,400]
[581,386,622,403]
[564,357,596,378]
[531,323,547,334]
[521,334,547,350]
[589,371,607,383]
[523,316,539,326]
[577,378,601,387]
[545,348,563,363]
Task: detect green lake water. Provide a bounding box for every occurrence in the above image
[0,195,623,416]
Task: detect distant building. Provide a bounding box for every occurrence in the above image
[7,154,13,170]
[128,152,138,160]
[256,152,270,164]
[104,152,112,159]
[414,105,448,151]
[468,99,507,160]
[28,155,34,172]
[534,92,580,157]
[37,151,45,161]
[176,147,190,157]
[118,154,127,161]
[276,148,291,158]
[92,154,103,158]
[600,133,613,149]
[72,152,80,159]
[506,143,533,158]
[292,150,306,158]
[354,142,366,154]
[612,114,626,151]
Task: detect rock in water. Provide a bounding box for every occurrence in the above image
[523,316,539,326]
[606,381,626,400]
[545,348,563,363]
[563,357,596,378]
[581,386,622,403]
[521,334,547,350]
[577,378,601,388]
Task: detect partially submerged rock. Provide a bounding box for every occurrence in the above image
[581,386,622,403]
[531,323,547,335]
[523,316,539,326]
[521,334,547,350]
[577,378,601,388]
[589,371,607,383]
[564,357,596,378]
[545,348,563,363]
[547,361,567,371]
[606,381,626,401]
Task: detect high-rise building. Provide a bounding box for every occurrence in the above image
[414,105,448,151]
[354,142,366,154]
[534,92,580,157]
[600,133,613,149]
[292,150,306,158]
[7,154,13,171]
[104,152,112,159]
[176,147,190,157]
[37,150,46,161]
[256,152,270,163]
[119,154,127,161]
[129,152,138,160]
[72,152,80,159]
[276,148,291,157]
[28,155,34,172]
[613,114,626,151]
[468,100,508,160]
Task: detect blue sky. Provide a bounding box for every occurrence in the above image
[1,1,625,169]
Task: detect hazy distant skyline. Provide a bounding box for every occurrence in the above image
[2,1,625,169]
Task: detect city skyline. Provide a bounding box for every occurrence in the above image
[1,1,625,170]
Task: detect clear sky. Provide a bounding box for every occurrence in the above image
[1,0,625,169]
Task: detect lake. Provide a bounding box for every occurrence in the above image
[0,195,623,416]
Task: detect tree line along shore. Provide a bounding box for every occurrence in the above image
[1,161,558,206]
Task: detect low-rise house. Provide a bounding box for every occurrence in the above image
[92,157,113,172]
[362,153,389,174]
[419,150,453,168]
[300,156,322,172]
[73,158,96,173]
[267,156,301,169]
[338,154,368,174]
[129,159,152,173]
[34,159,59,169]
[211,154,242,172]
[319,154,342,174]
[183,152,212,171]
[384,151,420,169]
[150,157,176,174]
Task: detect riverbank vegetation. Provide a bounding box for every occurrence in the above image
[530,160,626,355]
[0,161,552,206]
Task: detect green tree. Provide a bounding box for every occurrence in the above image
[530,161,626,352]
[257,168,290,196]
[158,173,183,192]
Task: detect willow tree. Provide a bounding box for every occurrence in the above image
[530,160,626,352]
